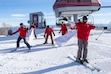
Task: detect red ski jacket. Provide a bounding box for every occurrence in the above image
[45,28,53,35]
[76,22,95,41]
[60,24,68,34]
[30,25,37,30]
[13,27,28,38]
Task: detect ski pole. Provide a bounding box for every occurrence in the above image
[95,29,104,40]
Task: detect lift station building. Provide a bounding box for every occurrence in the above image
[29,12,46,28]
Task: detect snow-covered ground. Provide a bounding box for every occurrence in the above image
[0,26,111,74]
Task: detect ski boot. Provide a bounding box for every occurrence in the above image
[76,58,83,64]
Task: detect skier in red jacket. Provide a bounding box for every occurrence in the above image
[59,22,68,35]
[76,16,95,64]
[43,25,55,45]
[11,23,31,50]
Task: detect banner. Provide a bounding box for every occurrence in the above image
[55,30,77,47]
[29,28,35,43]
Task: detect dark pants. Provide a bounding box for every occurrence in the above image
[44,34,54,45]
[17,36,30,49]
[62,34,65,35]
[77,39,88,60]
[33,30,37,39]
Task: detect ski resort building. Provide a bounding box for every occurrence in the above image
[28,12,46,28]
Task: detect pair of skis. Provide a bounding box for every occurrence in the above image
[67,55,101,72]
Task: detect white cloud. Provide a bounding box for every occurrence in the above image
[0,17,27,21]
[106,13,111,15]
[100,0,111,2]
[94,18,111,24]
[91,13,111,17]
[44,12,55,16]
[44,12,55,19]
[11,14,27,17]
[91,14,103,16]
[45,15,55,19]
[90,13,111,24]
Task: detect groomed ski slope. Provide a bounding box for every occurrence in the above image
[0,27,111,74]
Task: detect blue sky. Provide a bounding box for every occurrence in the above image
[0,0,111,27]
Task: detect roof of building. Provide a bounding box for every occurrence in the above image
[53,0,101,9]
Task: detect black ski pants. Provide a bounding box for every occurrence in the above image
[16,36,30,49]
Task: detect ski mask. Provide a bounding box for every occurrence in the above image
[20,23,23,28]
[83,16,88,24]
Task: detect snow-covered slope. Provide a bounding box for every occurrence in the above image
[0,27,111,74]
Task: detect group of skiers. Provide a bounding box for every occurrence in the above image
[9,16,107,64]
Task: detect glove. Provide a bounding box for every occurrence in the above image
[104,27,107,30]
[44,35,45,38]
[53,32,55,36]
[10,33,13,35]
[8,32,13,35]
[8,29,13,35]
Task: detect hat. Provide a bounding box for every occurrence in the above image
[83,16,88,20]
[47,25,49,28]
[20,23,23,25]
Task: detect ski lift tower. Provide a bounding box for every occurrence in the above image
[53,0,101,23]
